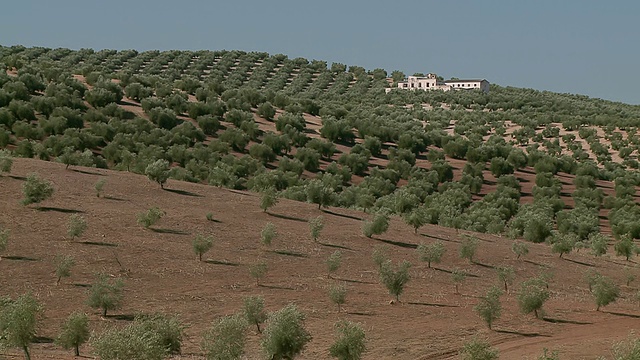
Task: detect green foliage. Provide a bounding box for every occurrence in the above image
[615,235,637,261]
[243,295,267,333]
[496,266,515,292]
[592,275,620,311]
[145,159,170,188]
[362,213,389,238]
[257,101,276,120]
[329,320,366,360]
[328,283,347,312]
[260,188,279,212]
[452,268,466,294]
[474,286,503,329]
[21,172,54,206]
[550,231,577,258]
[379,260,411,302]
[371,245,389,269]
[55,312,89,356]
[459,336,499,360]
[192,234,214,261]
[137,207,165,228]
[416,241,445,268]
[511,241,529,259]
[0,149,13,174]
[589,233,609,257]
[249,261,268,286]
[261,304,312,360]
[0,227,9,257]
[135,313,184,355]
[327,250,342,278]
[309,215,324,242]
[537,348,560,360]
[403,206,428,233]
[67,214,87,240]
[305,179,335,209]
[459,235,479,263]
[94,178,106,197]
[517,276,550,318]
[87,273,124,317]
[54,254,75,285]
[261,222,277,246]
[202,314,247,360]
[0,293,41,360]
[610,333,640,360]
[92,318,168,360]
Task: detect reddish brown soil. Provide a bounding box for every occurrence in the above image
[2,159,640,359]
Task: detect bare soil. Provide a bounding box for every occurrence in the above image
[1,159,640,359]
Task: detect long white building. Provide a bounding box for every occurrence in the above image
[387,73,490,93]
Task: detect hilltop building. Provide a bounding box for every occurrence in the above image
[386,73,490,93]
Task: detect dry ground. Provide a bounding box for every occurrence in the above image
[1,159,640,359]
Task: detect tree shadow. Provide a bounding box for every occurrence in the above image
[524,259,550,268]
[72,283,91,288]
[104,196,128,202]
[318,242,353,251]
[163,188,203,197]
[32,336,54,344]
[473,261,496,269]
[373,237,418,249]
[564,258,595,267]
[150,228,190,235]
[36,207,84,214]
[603,311,640,319]
[321,209,363,221]
[333,277,376,285]
[79,241,118,247]
[70,168,105,176]
[407,301,459,308]
[420,233,459,243]
[542,317,592,325]
[204,259,240,266]
[432,267,480,278]
[259,284,296,291]
[7,175,26,180]
[3,255,38,261]
[495,329,549,337]
[107,314,136,321]
[267,212,308,222]
[347,311,375,316]
[273,250,308,258]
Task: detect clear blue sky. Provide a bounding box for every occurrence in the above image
[2,1,639,104]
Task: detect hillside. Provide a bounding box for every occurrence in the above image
[1,158,640,359]
[2,45,640,358]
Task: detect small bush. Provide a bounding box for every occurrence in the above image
[459,235,479,263]
[592,275,620,311]
[137,207,165,228]
[67,214,87,240]
[327,250,342,278]
[261,304,312,360]
[56,312,89,356]
[328,283,347,312]
[243,296,267,333]
[511,241,529,259]
[54,255,75,285]
[371,245,389,269]
[309,215,324,242]
[250,261,268,286]
[94,178,106,197]
[474,286,503,329]
[452,268,466,294]
[21,173,54,206]
[459,336,498,360]
[0,149,13,174]
[329,320,366,360]
[92,320,167,360]
[261,222,277,246]
[87,273,124,317]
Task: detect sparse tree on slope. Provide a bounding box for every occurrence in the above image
[261,304,312,360]
[67,214,87,240]
[55,312,89,357]
[0,293,41,360]
[243,295,267,333]
[54,255,75,285]
[416,241,445,268]
[474,286,503,330]
[145,159,170,189]
[87,274,124,317]
[202,314,247,360]
[329,320,366,360]
[21,173,54,206]
[379,260,411,302]
[192,234,214,261]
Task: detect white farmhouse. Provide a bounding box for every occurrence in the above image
[387,73,489,93]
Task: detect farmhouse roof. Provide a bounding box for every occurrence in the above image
[444,79,488,83]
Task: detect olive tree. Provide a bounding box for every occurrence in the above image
[0,227,8,260]
[517,277,550,318]
[362,213,389,239]
[55,312,89,356]
[54,255,75,285]
[145,159,171,189]
[327,250,342,278]
[0,293,41,360]
[92,320,167,360]
[328,283,347,312]
[615,234,637,261]
[474,286,503,330]
[309,215,324,242]
[496,266,515,292]
[416,241,445,268]
[379,260,411,302]
[260,188,279,213]
[329,320,366,360]
[192,234,214,261]
[261,222,277,246]
[261,304,312,360]
[243,295,267,333]
[592,275,620,311]
[0,149,12,174]
[511,241,529,259]
[202,314,247,360]
[21,173,54,206]
[94,178,106,197]
[87,273,124,317]
[137,207,165,229]
[459,336,498,360]
[249,261,268,286]
[459,235,479,263]
[67,214,87,240]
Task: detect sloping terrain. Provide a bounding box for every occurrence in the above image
[1,158,640,359]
